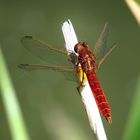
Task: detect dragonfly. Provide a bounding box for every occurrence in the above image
[18,23,116,124]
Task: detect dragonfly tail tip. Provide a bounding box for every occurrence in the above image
[107,116,112,125]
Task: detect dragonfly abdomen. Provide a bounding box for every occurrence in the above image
[86,71,112,124]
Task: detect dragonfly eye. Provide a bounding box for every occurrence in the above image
[74,42,83,53]
[74,43,79,53]
[82,42,88,48]
[74,42,89,53]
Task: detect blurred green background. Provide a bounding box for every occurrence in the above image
[0,0,140,140]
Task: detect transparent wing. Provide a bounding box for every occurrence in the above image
[97,43,117,67]
[94,23,109,60]
[21,36,70,66]
[94,23,117,68]
[18,64,73,72]
[18,63,77,81]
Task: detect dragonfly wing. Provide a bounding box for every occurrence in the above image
[94,23,109,60]
[18,63,76,81]
[97,43,117,67]
[94,23,116,68]
[18,64,73,71]
[21,36,70,66]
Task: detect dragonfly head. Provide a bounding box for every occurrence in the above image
[74,42,88,53]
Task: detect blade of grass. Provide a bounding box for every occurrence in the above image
[0,47,30,140]
[122,76,140,140]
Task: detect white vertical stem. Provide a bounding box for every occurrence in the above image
[125,0,140,25]
[62,20,107,140]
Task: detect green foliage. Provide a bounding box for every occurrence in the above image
[122,76,140,140]
[0,48,30,140]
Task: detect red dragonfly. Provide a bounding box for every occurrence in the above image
[18,23,116,124]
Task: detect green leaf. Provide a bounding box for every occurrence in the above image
[0,47,30,140]
[122,76,140,140]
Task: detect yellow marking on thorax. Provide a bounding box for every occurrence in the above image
[75,66,88,85]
